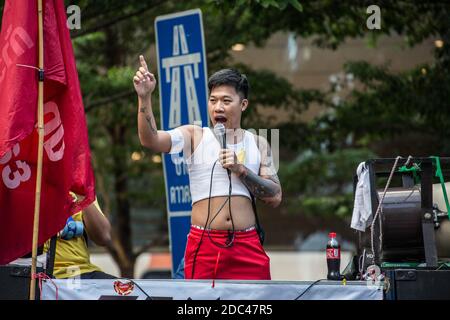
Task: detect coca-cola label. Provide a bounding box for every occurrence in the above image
[326,248,340,259]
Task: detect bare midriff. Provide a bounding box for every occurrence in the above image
[191,195,255,230]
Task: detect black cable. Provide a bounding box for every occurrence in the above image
[190,160,218,279]
[207,198,229,228]
[121,278,153,300]
[227,169,235,244]
[294,279,326,300]
[207,167,235,248]
[189,131,237,278]
[219,131,236,246]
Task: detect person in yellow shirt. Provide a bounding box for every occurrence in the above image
[45,196,115,279]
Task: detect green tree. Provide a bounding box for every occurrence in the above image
[64,0,306,277]
[1,0,449,275]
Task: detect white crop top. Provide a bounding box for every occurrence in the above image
[168,127,261,204]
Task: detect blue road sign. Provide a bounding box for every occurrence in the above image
[155,9,209,274]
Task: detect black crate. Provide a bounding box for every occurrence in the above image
[385,269,450,300]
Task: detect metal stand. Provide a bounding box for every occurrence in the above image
[358,157,450,268]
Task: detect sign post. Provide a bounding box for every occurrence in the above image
[155,9,209,275]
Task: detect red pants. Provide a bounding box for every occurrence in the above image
[184,225,271,280]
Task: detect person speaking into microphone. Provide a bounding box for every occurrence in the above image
[134,55,282,280]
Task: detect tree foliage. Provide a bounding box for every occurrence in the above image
[1,0,449,274]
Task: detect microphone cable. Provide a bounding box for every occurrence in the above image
[207,165,235,249]
[294,279,326,300]
[207,128,235,248]
[190,139,236,278]
[190,160,217,279]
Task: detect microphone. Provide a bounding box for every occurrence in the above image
[213,123,226,149]
[214,123,231,177]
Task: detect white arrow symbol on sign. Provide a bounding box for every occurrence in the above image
[162,24,202,128]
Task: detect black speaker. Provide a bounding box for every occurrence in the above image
[385,269,450,300]
[0,265,42,300]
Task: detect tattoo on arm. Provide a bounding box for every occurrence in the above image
[239,166,280,198]
[139,106,157,134]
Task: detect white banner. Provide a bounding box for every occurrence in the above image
[41,279,383,300]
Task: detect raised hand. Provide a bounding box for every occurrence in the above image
[133,55,157,99]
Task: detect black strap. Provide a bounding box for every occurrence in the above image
[250,193,265,245]
[81,215,90,247]
[45,235,57,277]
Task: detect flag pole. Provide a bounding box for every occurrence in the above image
[29,0,45,300]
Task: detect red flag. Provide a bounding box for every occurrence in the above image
[0,0,95,264]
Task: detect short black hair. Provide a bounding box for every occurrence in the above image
[208,69,249,100]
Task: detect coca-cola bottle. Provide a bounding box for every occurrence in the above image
[326,232,341,280]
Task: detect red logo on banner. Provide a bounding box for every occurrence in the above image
[113,280,135,296]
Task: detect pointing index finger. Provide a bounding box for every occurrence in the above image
[139,55,148,71]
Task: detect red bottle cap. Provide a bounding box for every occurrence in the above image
[329,232,336,238]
